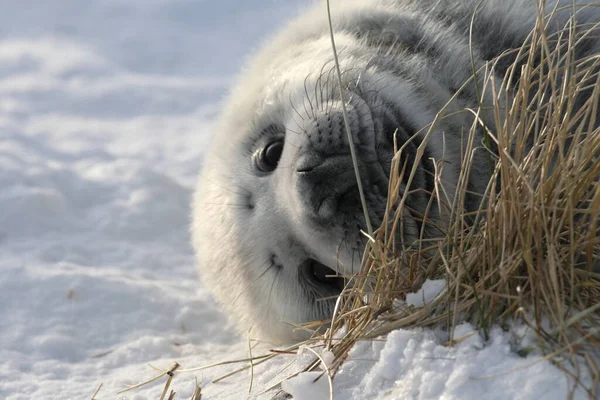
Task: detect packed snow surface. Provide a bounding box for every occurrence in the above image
[0,1,591,399]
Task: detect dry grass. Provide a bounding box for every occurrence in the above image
[318,2,600,397]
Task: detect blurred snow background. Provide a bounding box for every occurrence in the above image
[0,1,592,399]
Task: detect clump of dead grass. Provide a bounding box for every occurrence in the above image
[322,3,600,396]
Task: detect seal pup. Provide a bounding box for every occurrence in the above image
[192,0,600,343]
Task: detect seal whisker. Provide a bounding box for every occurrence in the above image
[291,118,311,140]
[303,74,317,120]
[335,235,348,271]
[301,92,313,121]
[285,127,306,137]
[316,61,332,112]
[230,257,276,307]
[265,264,283,327]
[288,92,305,122]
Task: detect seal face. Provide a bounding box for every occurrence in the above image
[192,0,600,342]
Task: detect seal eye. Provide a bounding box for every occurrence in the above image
[258,140,284,172]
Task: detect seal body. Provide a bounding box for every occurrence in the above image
[192,0,600,343]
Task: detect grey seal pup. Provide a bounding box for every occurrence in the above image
[192,0,600,343]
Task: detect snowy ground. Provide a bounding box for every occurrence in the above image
[0,1,592,399]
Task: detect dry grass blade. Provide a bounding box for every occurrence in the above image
[177,353,273,373]
[247,336,255,393]
[90,382,102,400]
[189,379,202,400]
[159,363,180,400]
[117,362,180,396]
[117,370,170,394]
[301,346,335,400]
[326,0,373,237]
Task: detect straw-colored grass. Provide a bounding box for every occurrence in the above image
[318,2,600,397]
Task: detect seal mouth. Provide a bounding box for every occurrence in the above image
[300,258,345,294]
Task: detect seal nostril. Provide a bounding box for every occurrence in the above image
[296,153,361,221]
[297,165,314,173]
[296,153,324,173]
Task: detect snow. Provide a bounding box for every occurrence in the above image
[282,372,331,400]
[0,1,592,399]
[332,324,584,400]
[405,279,446,307]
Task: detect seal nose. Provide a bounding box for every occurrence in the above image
[296,153,324,173]
[296,152,358,221]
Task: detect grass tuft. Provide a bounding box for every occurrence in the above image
[321,3,600,396]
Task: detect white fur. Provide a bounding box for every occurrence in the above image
[192,0,600,343]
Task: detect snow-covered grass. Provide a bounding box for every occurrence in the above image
[0,1,596,399]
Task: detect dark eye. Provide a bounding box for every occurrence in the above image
[257,139,284,172]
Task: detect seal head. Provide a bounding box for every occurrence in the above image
[192,0,599,342]
[192,0,494,343]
